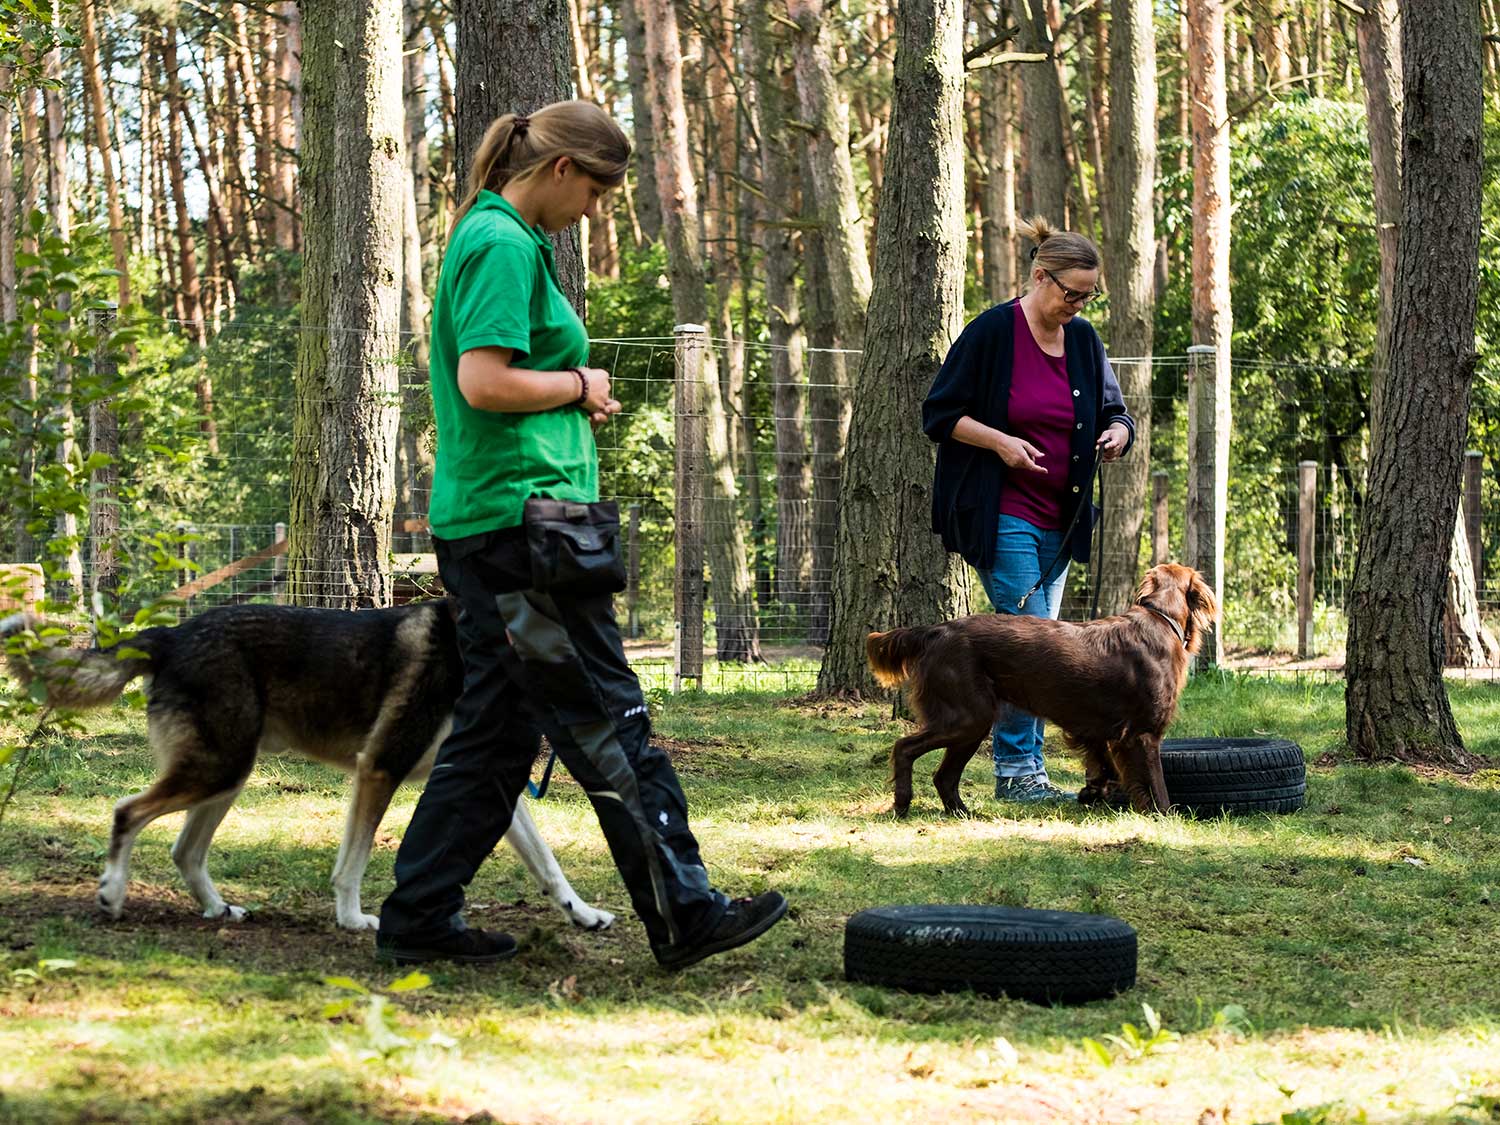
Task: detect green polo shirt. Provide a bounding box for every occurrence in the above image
[427,191,596,538]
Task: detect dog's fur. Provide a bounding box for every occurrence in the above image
[866,563,1218,817]
[1,602,614,933]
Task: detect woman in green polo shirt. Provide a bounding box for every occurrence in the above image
[377,101,786,970]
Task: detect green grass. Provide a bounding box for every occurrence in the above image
[2,674,1499,1124]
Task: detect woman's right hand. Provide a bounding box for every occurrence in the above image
[994,432,1047,474]
[574,366,621,416]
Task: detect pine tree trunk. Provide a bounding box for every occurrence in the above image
[398,0,434,540]
[619,0,662,243]
[289,0,334,605]
[746,1,813,615]
[275,2,301,252]
[288,0,404,607]
[1354,0,1401,393]
[454,0,585,316]
[818,0,971,695]
[44,8,82,604]
[1346,0,1482,766]
[1444,507,1500,666]
[1095,0,1157,616]
[976,6,1017,304]
[1012,0,1069,225]
[788,0,872,355]
[79,0,130,308]
[641,0,761,662]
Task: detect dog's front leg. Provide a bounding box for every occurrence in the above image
[1076,741,1116,807]
[332,763,401,931]
[503,798,614,930]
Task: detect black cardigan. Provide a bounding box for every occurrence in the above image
[922,299,1135,570]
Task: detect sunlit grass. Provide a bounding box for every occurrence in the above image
[1,673,1498,1123]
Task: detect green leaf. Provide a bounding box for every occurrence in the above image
[385,970,431,993]
[321,998,356,1020]
[1141,1002,1161,1035]
[37,959,76,972]
[1080,1037,1114,1067]
[115,648,150,661]
[321,975,369,994]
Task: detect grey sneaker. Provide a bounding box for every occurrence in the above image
[995,774,1077,803]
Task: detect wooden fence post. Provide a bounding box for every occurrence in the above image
[1186,344,1226,666]
[87,305,120,608]
[1464,449,1483,596]
[1297,461,1317,659]
[274,522,288,604]
[673,324,707,691]
[626,502,641,640]
[1151,470,1169,566]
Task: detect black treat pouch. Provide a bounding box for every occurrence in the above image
[522,497,628,596]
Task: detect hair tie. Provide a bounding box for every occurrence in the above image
[1029,246,1038,260]
[513,114,531,135]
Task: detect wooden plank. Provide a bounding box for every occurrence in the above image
[170,538,289,601]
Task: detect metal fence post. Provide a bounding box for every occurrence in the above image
[626,502,641,640]
[673,324,707,691]
[1186,344,1226,666]
[1297,461,1317,659]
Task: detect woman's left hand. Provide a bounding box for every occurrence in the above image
[1096,421,1130,463]
[589,398,623,430]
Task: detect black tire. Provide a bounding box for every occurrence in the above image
[844,905,1136,1004]
[1160,737,1307,816]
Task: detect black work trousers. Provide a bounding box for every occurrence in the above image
[378,527,727,950]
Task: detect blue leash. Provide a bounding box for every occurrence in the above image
[526,747,560,800]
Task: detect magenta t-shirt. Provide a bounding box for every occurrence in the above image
[998,301,1074,530]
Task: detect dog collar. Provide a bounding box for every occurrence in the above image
[1137,600,1188,648]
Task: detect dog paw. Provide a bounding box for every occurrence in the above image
[95,889,125,919]
[337,912,381,932]
[204,904,248,922]
[567,903,616,931]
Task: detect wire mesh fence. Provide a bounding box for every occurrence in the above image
[6,318,1499,689]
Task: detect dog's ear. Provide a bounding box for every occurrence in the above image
[1187,570,1219,634]
[1133,567,1161,604]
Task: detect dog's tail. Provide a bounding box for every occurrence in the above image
[1,613,157,709]
[866,625,941,689]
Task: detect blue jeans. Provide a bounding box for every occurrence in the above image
[976,514,1070,780]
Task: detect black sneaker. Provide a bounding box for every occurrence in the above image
[654,892,788,971]
[375,927,518,967]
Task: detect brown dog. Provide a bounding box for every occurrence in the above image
[867,563,1218,817]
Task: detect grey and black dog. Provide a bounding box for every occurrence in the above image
[1,601,614,933]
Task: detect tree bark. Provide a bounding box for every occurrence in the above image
[1012,0,1069,225]
[288,0,404,607]
[274,2,302,252]
[976,5,1017,304]
[640,0,761,661]
[788,0,872,356]
[618,0,661,243]
[1095,0,1157,615]
[454,0,585,316]
[747,0,813,614]
[398,0,434,539]
[79,0,130,308]
[1444,508,1500,666]
[1346,0,1482,766]
[818,0,971,695]
[1355,0,1402,395]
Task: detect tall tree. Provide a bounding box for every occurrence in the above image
[746,0,813,612]
[1094,0,1157,615]
[1012,0,1069,224]
[397,0,433,538]
[975,5,1017,304]
[454,0,584,314]
[640,0,761,661]
[818,0,971,694]
[79,0,129,308]
[1186,0,1232,663]
[788,0,872,356]
[618,0,662,243]
[298,0,404,606]
[1346,0,1483,764]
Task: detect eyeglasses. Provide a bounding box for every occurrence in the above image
[1045,270,1103,305]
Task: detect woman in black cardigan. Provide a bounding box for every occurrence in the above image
[922,217,1135,804]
